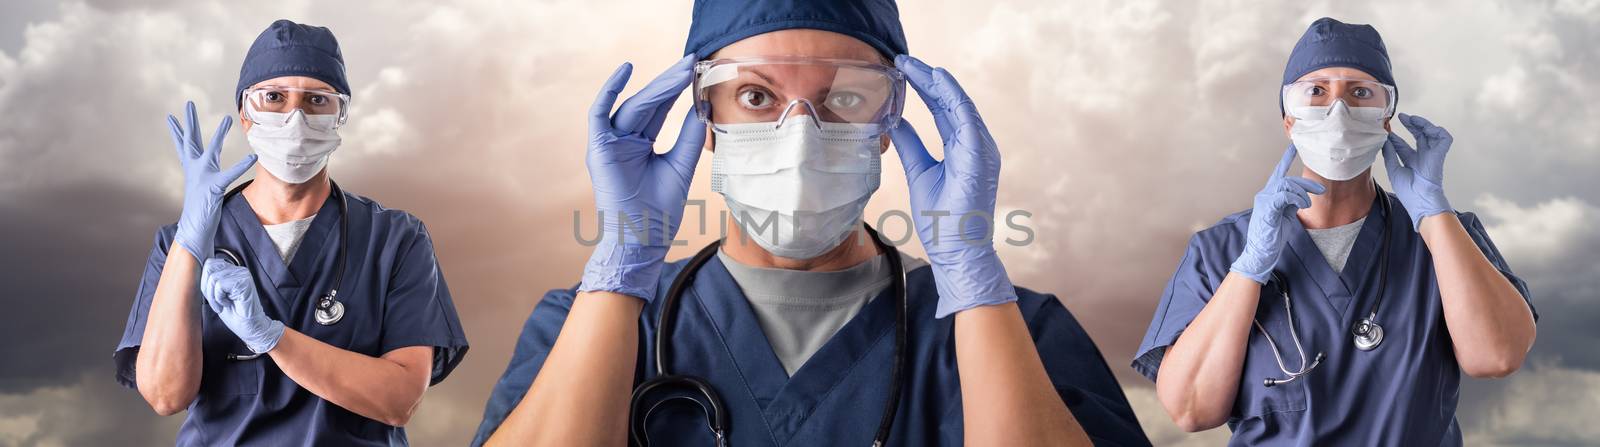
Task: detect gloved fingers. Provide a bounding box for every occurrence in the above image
[896,55,956,142]
[931,68,994,164]
[664,113,708,178]
[1403,113,1453,160]
[1278,186,1314,211]
[1284,176,1327,196]
[889,120,938,176]
[202,280,226,315]
[168,113,203,161]
[1268,144,1299,183]
[200,258,230,314]
[1398,113,1450,152]
[185,102,203,154]
[1386,132,1420,168]
[167,115,193,161]
[215,154,259,193]
[206,115,233,167]
[1382,135,1409,172]
[589,62,634,138]
[640,95,679,143]
[1396,113,1429,150]
[612,54,696,137]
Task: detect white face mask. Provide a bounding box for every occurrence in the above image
[1288,101,1389,181]
[711,115,883,260]
[246,109,341,184]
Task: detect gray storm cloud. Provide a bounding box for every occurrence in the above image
[1,0,1595,445]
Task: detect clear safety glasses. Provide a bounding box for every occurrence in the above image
[693,56,906,134]
[1282,77,1396,120]
[241,86,351,130]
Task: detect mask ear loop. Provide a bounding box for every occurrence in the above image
[772,98,822,130]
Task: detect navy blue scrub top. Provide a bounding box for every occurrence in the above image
[113,189,469,446]
[1134,193,1534,446]
[472,253,1150,446]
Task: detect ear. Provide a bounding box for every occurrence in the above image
[239,107,253,134]
[1282,114,1295,138]
[1382,117,1392,133]
[879,133,890,154]
[704,127,715,152]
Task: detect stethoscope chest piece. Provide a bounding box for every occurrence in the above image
[1352,318,1383,351]
[315,293,345,326]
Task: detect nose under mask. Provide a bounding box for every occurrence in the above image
[711,115,883,260]
[1288,101,1389,181]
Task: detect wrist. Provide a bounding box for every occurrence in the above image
[249,320,285,354]
[1415,212,1460,243]
[580,240,670,301]
[927,246,1018,318]
[1228,264,1271,285]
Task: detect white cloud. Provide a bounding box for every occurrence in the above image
[0,373,181,447]
[1474,194,1600,282]
[1464,365,1600,445]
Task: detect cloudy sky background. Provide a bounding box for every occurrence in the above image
[0,0,1595,445]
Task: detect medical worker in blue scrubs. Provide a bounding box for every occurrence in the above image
[472,0,1147,445]
[113,20,468,445]
[1134,18,1537,446]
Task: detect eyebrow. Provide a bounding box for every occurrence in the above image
[745,69,782,90]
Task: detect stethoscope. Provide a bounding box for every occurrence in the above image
[1258,183,1392,387]
[217,180,350,361]
[628,225,908,447]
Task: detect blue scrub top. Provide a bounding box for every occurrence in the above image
[473,253,1149,446]
[113,189,470,446]
[1133,193,1534,446]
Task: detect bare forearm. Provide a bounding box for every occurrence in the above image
[135,245,204,415]
[487,291,643,447]
[1420,213,1536,377]
[268,331,433,426]
[1155,272,1260,431]
[955,303,1089,446]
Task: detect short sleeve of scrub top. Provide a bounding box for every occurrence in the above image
[113,225,177,389]
[378,219,470,384]
[1016,293,1152,446]
[1131,231,1229,381]
[1457,211,1536,319]
[470,285,579,446]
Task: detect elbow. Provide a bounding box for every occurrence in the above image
[136,382,195,416]
[1461,352,1526,379]
[379,414,413,428]
[1156,385,1227,432]
[141,391,194,416]
[1171,411,1227,433]
[1459,333,1534,379]
[377,397,424,427]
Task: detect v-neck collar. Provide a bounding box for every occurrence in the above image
[685,255,898,443]
[1285,193,1389,318]
[224,190,339,291]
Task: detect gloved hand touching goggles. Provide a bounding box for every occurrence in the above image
[241,86,351,131]
[1282,77,1396,121]
[693,56,906,134]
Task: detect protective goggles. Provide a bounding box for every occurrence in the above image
[241,86,351,130]
[693,56,906,134]
[1282,77,1396,120]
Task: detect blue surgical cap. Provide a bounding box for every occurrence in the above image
[235,20,350,110]
[1283,17,1394,87]
[684,0,908,60]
